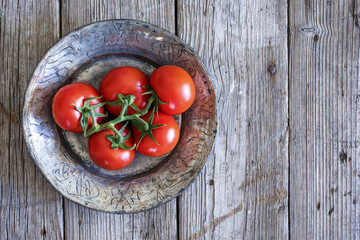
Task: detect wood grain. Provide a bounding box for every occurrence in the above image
[289,0,360,239]
[65,199,177,239]
[61,1,177,239]
[61,0,174,36]
[0,0,63,239]
[3,0,360,238]
[177,0,289,239]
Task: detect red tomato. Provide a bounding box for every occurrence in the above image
[88,123,135,170]
[132,111,180,157]
[100,66,149,116]
[52,82,104,133]
[149,65,196,115]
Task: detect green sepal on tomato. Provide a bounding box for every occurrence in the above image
[100,66,149,116]
[149,65,196,115]
[88,123,135,170]
[52,82,105,133]
[132,110,180,157]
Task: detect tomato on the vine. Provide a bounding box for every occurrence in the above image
[88,123,135,170]
[149,65,196,115]
[100,66,149,116]
[132,111,180,157]
[52,82,104,133]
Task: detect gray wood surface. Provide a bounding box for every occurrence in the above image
[0,0,64,239]
[177,0,289,239]
[289,0,360,239]
[1,0,360,239]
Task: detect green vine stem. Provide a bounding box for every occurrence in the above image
[74,88,166,150]
[142,86,168,116]
[84,93,156,137]
[106,122,135,150]
[73,96,108,136]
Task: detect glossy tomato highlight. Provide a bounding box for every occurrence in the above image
[100,66,149,116]
[52,82,104,133]
[149,65,196,115]
[132,111,180,157]
[88,123,135,170]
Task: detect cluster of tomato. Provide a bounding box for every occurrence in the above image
[52,65,196,170]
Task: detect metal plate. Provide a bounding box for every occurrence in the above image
[22,20,217,213]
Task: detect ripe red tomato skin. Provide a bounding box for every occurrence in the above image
[100,66,149,116]
[132,111,180,157]
[88,123,135,170]
[52,82,104,133]
[149,65,196,115]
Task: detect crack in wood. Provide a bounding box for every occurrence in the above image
[186,204,243,240]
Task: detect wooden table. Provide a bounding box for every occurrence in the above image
[1,0,359,239]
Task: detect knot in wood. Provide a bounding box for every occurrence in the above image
[268,65,276,75]
[313,34,319,42]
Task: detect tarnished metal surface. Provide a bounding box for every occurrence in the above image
[22,20,217,213]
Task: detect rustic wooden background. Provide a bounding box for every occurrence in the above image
[1,0,360,239]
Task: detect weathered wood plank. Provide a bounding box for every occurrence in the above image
[289,0,360,239]
[65,199,177,239]
[0,0,63,239]
[61,0,174,36]
[61,1,177,239]
[177,0,289,239]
